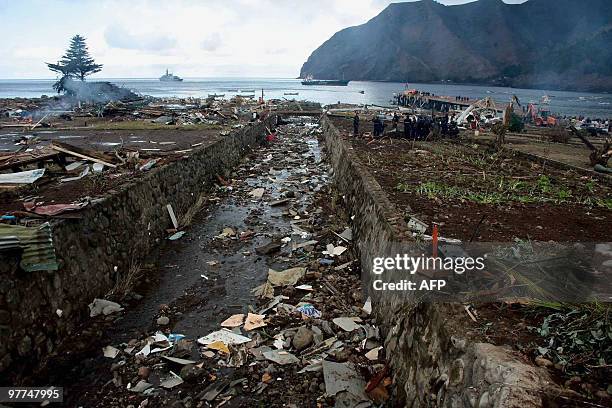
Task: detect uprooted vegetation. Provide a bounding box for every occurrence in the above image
[396,144,611,209]
[346,137,611,242]
[398,175,611,209]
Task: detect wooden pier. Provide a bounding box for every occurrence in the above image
[397,90,507,113]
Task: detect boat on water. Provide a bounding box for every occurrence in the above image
[284,92,299,96]
[159,69,183,82]
[301,75,349,86]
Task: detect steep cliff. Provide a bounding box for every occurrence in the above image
[300,0,612,91]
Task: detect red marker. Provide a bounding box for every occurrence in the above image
[432,223,439,259]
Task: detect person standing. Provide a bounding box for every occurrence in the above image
[372,115,379,137]
[353,111,360,137]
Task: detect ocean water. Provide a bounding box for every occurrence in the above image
[0,78,610,118]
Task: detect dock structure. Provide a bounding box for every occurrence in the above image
[397,90,507,113]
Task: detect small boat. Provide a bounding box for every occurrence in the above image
[284,92,299,96]
[208,94,225,98]
[359,90,365,94]
[160,69,183,82]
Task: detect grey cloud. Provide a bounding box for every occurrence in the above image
[104,24,176,51]
[201,33,222,51]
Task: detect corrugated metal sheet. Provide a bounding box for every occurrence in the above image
[0,168,45,184]
[0,222,58,272]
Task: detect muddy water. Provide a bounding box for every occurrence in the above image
[108,117,327,343]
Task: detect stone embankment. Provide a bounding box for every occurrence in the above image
[0,118,275,380]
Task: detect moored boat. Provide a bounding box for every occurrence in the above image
[301,75,349,86]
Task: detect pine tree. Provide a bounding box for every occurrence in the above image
[47,35,103,92]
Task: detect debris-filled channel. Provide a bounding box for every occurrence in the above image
[38,116,388,407]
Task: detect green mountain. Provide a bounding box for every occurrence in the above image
[300,0,612,92]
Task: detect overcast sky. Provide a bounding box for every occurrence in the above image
[0,0,528,79]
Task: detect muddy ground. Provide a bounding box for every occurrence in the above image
[15,118,388,408]
[330,116,611,242]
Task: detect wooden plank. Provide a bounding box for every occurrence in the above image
[0,150,61,172]
[50,141,117,168]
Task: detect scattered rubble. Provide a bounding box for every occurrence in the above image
[0,96,318,223]
[41,116,390,407]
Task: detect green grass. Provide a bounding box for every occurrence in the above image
[396,178,612,209]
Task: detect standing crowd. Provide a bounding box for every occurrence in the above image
[353,111,459,140]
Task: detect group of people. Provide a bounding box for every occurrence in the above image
[455,96,470,102]
[353,111,459,140]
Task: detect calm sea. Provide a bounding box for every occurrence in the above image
[0,78,610,118]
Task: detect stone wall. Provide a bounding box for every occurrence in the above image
[321,116,563,407]
[0,118,275,381]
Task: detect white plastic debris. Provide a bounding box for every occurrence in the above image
[89,298,124,317]
[332,317,362,332]
[407,217,428,234]
[262,350,299,365]
[216,227,236,238]
[136,343,151,358]
[163,356,196,365]
[362,297,372,314]
[160,371,184,389]
[249,188,265,198]
[166,204,179,230]
[60,165,89,183]
[323,244,347,257]
[365,346,382,360]
[103,345,120,359]
[168,231,185,240]
[197,329,251,346]
[65,161,84,171]
[267,267,306,287]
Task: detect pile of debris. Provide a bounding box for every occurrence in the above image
[0,136,172,215]
[62,117,389,407]
[89,265,385,407]
[0,97,305,219]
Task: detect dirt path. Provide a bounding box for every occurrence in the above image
[30,117,386,408]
